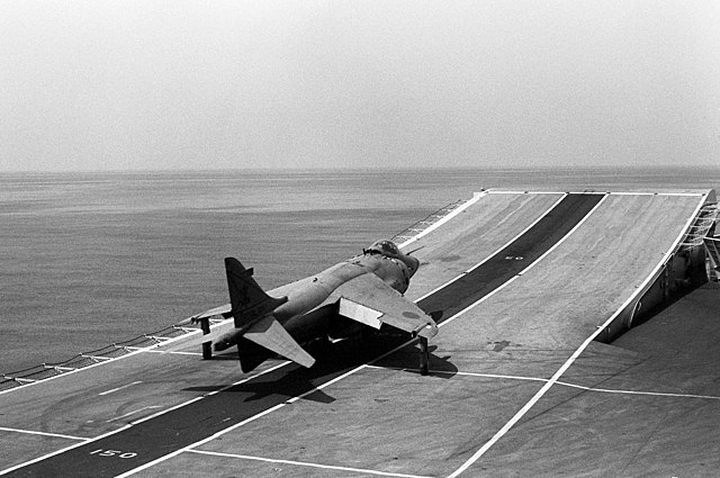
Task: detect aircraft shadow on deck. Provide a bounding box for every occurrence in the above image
[184,335,457,404]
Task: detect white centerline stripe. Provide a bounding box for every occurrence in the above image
[118,193,608,477]
[438,194,608,332]
[445,192,710,478]
[0,192,481,400]
[98,380,143,396]
[187,449,435,478]
[0,317,234,398]
[412,193,567,303]
[106,406,162,423]
[0,427,90,442]
[0,361,291,476]
[2,191,625,478]
[115,365,372,477]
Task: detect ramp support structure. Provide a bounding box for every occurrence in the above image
[705,237,720,282]
[419,336,429,376]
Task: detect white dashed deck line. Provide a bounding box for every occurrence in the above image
[0,195,488,475]
[118,194,610,477]
[98,380,143,396]
[0,319,232,398]
[115,364,372,477]
[187,449,436,478]
[4,190,704,478]
[106,406,162,423]
[0,361,291,476]
[0,193,480,400]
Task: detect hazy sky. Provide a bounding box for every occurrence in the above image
[1,1,719,171]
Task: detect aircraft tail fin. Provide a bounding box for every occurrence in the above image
[225,257,288,329]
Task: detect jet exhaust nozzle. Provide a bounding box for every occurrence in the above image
[214,330,243,352]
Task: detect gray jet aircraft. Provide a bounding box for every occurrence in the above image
[191,240,438,373]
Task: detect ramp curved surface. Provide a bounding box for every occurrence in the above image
[0,189,715,478]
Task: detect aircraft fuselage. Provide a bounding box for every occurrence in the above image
[214,240,419,352]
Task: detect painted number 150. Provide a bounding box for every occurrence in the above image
[89,449,137,459]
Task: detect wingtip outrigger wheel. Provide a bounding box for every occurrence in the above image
[419,336,429,376]
[412,323,435,376]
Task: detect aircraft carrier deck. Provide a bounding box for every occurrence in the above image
[2,188,719,477]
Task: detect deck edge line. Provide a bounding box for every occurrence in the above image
[413,192,567,303]
[399,191,486,249]
[445,192,710,478]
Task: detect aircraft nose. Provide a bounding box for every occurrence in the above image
[404,255,420,277]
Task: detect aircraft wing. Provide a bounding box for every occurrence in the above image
[243,314,316,368]
[331,273,438,339]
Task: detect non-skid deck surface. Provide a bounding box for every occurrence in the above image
[0,190,712,477]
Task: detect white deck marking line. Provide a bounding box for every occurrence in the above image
[446,192,710,478]
[187,449,435,478]
[412,193,567,303]
[1,191,627,477]
[1,189,707,400]
[399,191,486,249]
[118,192,606,476]
[117,192,605,474]
[0,427,90,442]
[130,360,291,426]
[0,193,478,399]
[106,406,162,423]
[464,194,567,276]
[98,380,143,396]
[365,365,720,401]
[108,193,606,477]
[2,191,608,477]
[438,194,608,332]
[0,195,486,473]
[0,361,291,476]
[115,364,372,477]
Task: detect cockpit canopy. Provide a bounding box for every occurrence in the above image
[364,239,400,258]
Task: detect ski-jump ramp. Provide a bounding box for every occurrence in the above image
[1,188,717,477]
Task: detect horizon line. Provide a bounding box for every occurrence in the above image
[3,164,720,174]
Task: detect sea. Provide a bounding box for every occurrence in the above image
[2,167,719,373]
